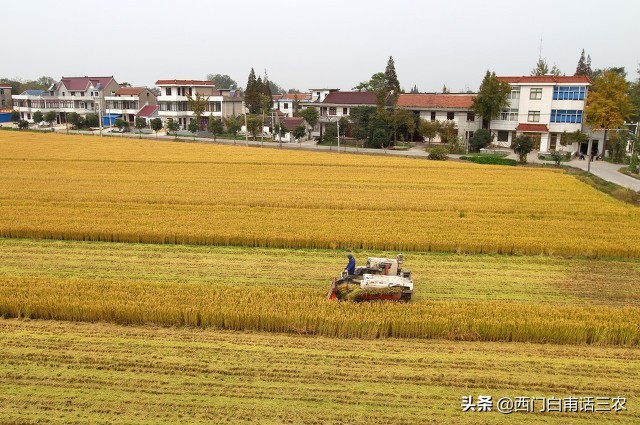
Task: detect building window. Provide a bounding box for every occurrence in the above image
[343,107,348,115]
[446,112,455,120]
[1,100,5,107]
[509,88,520,100]
[527,111,540,122]
[166,88,172,96]
[320,107,327,116]
[497,130,509,142]
[550,109,583,123]
[329,107,337,115]
[530,88,542,100]
[0,89,3,95]
[499,109,519,121]
[550,133,557,151]
[430,111,436,121]
[466,131,474,140]
[81,92,85,96]
[284,103,289,109]
[553,86,586,100]
[467,112,475,122]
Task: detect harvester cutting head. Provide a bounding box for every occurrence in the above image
[327,254,413,302]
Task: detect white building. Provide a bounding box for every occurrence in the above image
[272,93,312,117]
[156,79,244,130]
[492,75,592,154]
[396,93,481,143]
[12,76,121,124]
[104,87,157,125]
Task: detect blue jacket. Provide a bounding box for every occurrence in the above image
[346,257,356,275]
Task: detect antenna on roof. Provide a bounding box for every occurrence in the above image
[538,34,543,61]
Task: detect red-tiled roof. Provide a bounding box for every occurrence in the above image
[155,79,215,86]
[498,75,591,84]
[137,105,159,117]
[282,117,305,131]
[115,87,147,96]
[60,76,115,91]
[396,93,475,109]
[0,83,11,88]
[322,91,378,105]
[273,93,312,101]
[516,123,549,132]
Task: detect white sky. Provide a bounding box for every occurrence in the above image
[4,0,639,92]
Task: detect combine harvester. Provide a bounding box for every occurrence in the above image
[327,254,414,302]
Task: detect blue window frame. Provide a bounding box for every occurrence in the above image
[551,109,583,123]
[553,86,586,100]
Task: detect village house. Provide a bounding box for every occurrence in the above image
[104,87,157,126]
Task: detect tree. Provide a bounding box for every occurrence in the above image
[410,85,419,94]
[561,130,588,150]
[384,56,401,103]
[437,121,457,145]
[188,119,199,140]
[531,58,561,76]
[18,120,29,130]
[298,107,319,137]
[585,69,633,157]
[575,49,592,76]
[349,106,376,143]
[85,114,99,128]
[322,124,338,144]
[134,117,146,138]
[469,128,492,152]
[150,118,163,137]
[472,70,512,129]
[44,110,57,126]
[513,135,534,163]
[292,125,306,143]
[608,130,630,163]
[389,108,415,144]
[186,93,209,129]
[629,66,640,123]
[206,74,238,89]
[223,116,241,143]
[67,112,81,129]
[10,110,20,122]
[207,116,223,141]
[629,135,639,174]
[245,68,261,114]
[115,119,129,132]
[246,115,262,141]
[442,85,450,94]
[32,111,43,127]
[419,119,439,146]
[366,111,391,149]
[353,72,386,92]
[166,119,180,139]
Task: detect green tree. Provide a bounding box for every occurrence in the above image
[67,112,80,129]
[561,130,589,150]
[223,116,241,143]
[629,66,640,123]
[166,119,180,139]
[150,118,163,137]
[206,74,238,89]
[85,114,99,128]
[32,111,43,127]
[575,49,592,76]
[298,107,319,137]
[366,111,391,149]
[188,119,199,140]
[246,115,262,141]
[18,120,29,129]
[322,124,337,144]
[349,106,376,143]
[245,68,261,114]
[513,135,534,163]
[134,117,146,138]
[207,116,223,141]
[585,69,633,157]
[608,131,630,163]
[389,108,415,144]
[419,119,439,146]
[44,110,57,126]
[469,128,492,152]
[293,125,306,143]
[629,135,639,174]
[531,58,561,76]
[10,110,20,122]
[384,56,401,103]
[186,93,209,129]
[437,121,457,145]
[472,70,512,129]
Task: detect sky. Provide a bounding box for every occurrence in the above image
[3,0,639,92]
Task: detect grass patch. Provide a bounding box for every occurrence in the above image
[565,166,640,206]
[460,155,517,166]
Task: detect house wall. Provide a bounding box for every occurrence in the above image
[0,86,12,108]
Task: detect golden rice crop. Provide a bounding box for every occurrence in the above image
[1,132,640,257]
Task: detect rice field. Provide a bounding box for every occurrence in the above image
[1,132,640,256]
[1,319,638,424]
[2,238,639,345]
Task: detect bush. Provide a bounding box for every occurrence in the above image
[427,146,448,160]
[459,155,517,166]
[17,120,29,130]
[513,136,534,164]
[469,129,492,152]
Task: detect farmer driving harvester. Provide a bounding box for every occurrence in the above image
[345,254,356,275]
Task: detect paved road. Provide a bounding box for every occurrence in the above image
[24,125,640,191]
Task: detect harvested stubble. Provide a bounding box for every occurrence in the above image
[1,132,640,257]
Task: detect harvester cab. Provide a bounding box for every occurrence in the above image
[328,254,414,302]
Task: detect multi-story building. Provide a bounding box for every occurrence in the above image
[12,76,120,124]
[396,93,481,142]
[104,87,157,125]
[156,79,244,129]
[491,75,591,153]
[303,91,378,138]
[0,83,12,109]
[272,93,312,117]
